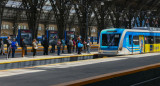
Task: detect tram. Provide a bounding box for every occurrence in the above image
[99,27,160,55]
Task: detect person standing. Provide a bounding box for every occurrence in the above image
[68,38,73,53]
[77,36,82,54]
[0,39,5,55]
[32,39,38,57]
[6,36,12,59]
[72,38,76,53]
[21,38,26,57]
[50,37,57,53]
[86,38,91,53]
[42,37,49,55]
[11,39,18,58]
[57,39,61,55]
[65,39,69,53]
[83,40,87,53]
[61,38,65,53]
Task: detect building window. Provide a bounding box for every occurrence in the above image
[21,25,23,29]
[18,25,21,29]
[6,25,9,29]
[38,26,42,30]
[3,25,5,29]
[49,27,54,30]
[24,26,26,29]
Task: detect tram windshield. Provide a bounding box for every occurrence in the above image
[102,34,121,46]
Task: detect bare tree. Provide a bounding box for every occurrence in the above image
[22,0,47,39]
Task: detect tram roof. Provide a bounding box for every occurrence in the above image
[101,28,160,33]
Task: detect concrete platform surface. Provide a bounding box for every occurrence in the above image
[0,53,160,86]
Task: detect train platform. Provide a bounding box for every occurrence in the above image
[0,52,160,86]
[0,48,98,70]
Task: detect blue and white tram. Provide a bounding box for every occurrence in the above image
[99,27,160,55]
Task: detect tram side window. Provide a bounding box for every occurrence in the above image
[133,36,139,45]
[155,36,160,44]
[145,36,149,44]
[145,36,154,44]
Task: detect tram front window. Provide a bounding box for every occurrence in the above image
[102,34,121,46]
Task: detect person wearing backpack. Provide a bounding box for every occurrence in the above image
[77,36,83,54]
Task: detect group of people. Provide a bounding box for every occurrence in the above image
[0,36,91,59]
[0,36,18,59]
[42,36,91,56]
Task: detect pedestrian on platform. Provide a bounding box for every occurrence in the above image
[72,38,76,53]
[32,39,38,57]
[11,38,18,58]
[83,40,87,53]
[77,36,83,54]
[57,39,61,55]
[68,38,73,53]
[65,39,69,53]
[87,38,91,53]
[21,38,26,57]
[50,37,57,53]
[0,39,5,55]
[75,39,78,52]
[42,37,49,55]
[6,36,12,59]
[61,38,65,53]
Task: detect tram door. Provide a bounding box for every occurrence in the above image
[132,36,140,54]
[139,35,144,53]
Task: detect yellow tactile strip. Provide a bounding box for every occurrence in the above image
[54,63,160,86]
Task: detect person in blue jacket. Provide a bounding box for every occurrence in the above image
[11,38,18,58]
[77,36,82,54]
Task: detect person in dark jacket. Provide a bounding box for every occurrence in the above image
[57,39,61,55]
[21,38,26,57]
[50,37,57,53]
[6,36,12,59]
[42,37,49,55]
[65,39,69,53]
